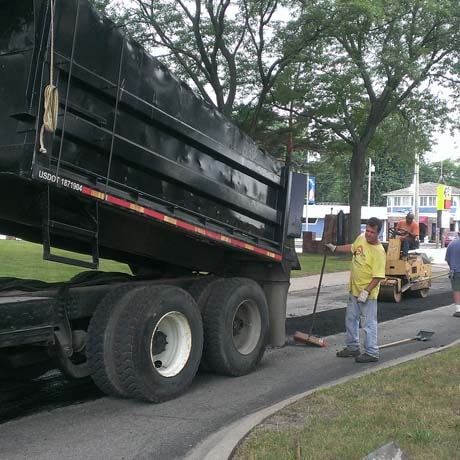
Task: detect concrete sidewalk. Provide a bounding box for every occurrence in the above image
[289,270,350,292]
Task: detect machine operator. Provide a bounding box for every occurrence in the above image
[396,212,419,257]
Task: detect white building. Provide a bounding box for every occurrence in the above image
[383,182,460,241]
[301,204,388,240]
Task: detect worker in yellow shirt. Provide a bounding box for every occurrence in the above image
[325,217,386,363]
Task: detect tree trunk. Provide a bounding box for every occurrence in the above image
[349,143,366,240]
[249,87,269,138]
[285,107,295,168]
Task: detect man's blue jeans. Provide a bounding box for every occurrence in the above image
[345,294,379,357]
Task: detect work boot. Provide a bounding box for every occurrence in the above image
[453,312,460,318]
[355,353,379,363]
[336,347,360,358]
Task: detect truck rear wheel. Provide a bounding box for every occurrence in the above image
[113,285,203,402]
[201,278,269,376]
[187,276,220,372]
[187,275,219,312]
[87,287,135,397]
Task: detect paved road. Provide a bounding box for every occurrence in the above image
[287,258,449,315]
[0,268,457,460]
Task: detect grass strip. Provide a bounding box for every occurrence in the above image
[0,240,349,281]
[293,253,351,277]
[0,240,131,282]
[233,345,460,460]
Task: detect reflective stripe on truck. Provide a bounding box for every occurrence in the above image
[81,185,282,261]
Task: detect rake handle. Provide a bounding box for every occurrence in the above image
[379,337,417,349]
[308,251,327,336]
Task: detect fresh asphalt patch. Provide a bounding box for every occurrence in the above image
[286,290,452,338]
[0,372,103,424]
[1,290,452,425]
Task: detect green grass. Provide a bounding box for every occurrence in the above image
[292,253,352,277]
[233,345,460,460]
[0,240,346,282]
[0,239,131,282]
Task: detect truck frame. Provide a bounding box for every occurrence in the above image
[0,0,304,402]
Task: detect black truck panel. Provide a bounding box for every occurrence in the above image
[0,0,303,273]
[0,0,306,398]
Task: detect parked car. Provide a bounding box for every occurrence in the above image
[444,231,459,247]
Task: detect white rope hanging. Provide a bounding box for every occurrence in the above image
[39,0,59,154]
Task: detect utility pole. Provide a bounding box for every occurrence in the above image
[367,158,375,207]
[414,153,419,221]
[306,172,309,232]
[436,161,445,248]
[305,152,311,232]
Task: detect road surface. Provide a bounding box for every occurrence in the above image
[0,270,457,460]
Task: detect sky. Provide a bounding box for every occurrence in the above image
[428,130,460,163]
[426,83,460,164]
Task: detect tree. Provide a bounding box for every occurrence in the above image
[94,0,313,131]
[420,159,460,188]
[366,111,433,204]
[290,0,460,237]
[89,0,112,14]
[91,0,460,237]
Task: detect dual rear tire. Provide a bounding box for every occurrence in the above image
[198,278,269,376]
[88,285,203,402]
[87,277,269,402]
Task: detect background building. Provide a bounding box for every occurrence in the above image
[383,182,460,241]
[300,204,387,239]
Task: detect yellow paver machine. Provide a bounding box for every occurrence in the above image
[378,228,432,303]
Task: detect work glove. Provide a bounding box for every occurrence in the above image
[357,289,369,303]
[325,243,337,253]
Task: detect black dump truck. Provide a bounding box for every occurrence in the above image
[0,0,304,402]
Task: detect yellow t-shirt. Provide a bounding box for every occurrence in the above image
[349,234,386,299]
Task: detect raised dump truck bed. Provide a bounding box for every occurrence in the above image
[0,0,303,273]
[0,0,304,403]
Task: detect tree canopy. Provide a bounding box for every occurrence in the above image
[283,0,460,236]
[421,159,460,188]
[97,0,312,127]
[91,0,460,239]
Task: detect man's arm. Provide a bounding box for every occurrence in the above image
[325,243,352,253]
[396,222,418,239]
[366,277,385,293]
[395,221,409,238]
[404,223,419,239]
[335,244,352,253]
[356,276,385,303]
